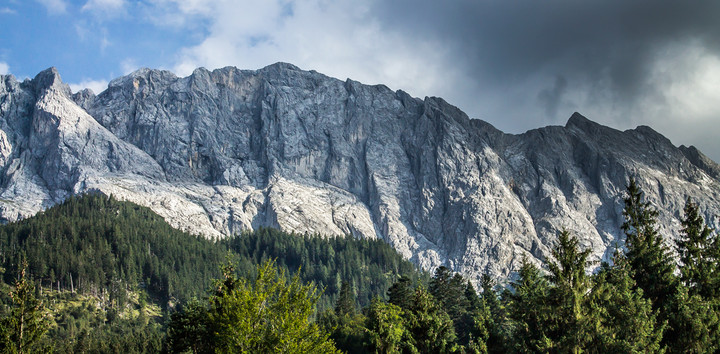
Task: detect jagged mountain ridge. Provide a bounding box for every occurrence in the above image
[0,63,719,283]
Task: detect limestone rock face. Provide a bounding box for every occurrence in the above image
[1,64,719,283]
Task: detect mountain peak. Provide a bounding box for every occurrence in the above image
[261,62,301,72]
[32,67,71,97]
[566,112,595,128]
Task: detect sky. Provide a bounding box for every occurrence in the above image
[1,0,719,162]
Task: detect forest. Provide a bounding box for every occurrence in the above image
[0,177,719,353]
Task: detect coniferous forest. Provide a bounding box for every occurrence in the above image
[0,177,719,352]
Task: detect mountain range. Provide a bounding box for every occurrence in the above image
[1,63,718,283]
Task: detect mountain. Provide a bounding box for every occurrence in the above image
[1,63,719,283]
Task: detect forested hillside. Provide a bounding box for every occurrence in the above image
[0,193,426,352]
[1,182,719,352]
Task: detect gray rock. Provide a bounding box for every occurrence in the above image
[1,64,719,285]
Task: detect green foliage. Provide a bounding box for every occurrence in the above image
[405,286,458,353]
[167,260,338,353]
[429,266,484,348]
[387,275,415,310]
[0,194,426,352]
[165,298,210,354]
[319,310,367,354]
[505,258,553,352]
[586,254,663,352]
[677,197,719,299]
[0,180,718,352]
[664,286,720,353]
[210,260,338,353]
[335,280,356,317]
[621,178,678,311]
[0,259,50,353]
[544,229,592,352]
[36,288,164,353]
[0,193,231,306]
[479,274,508,353]
[365,299,409,353]
[224,227,428,312]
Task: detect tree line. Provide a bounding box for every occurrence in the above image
[0,193,426,352]
[166,177,720,353]
[0,177,719,352]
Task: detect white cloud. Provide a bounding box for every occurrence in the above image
[69,79,109,94]
[168,0,456,103]
[0,7,16,14]
[81,0,125,16]
[120,58,138,74]
[0,62,9,75]
[74,22,89,41]
[36,0,67,14]
[100,35,111,52]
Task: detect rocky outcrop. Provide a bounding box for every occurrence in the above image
[1,64,719,284]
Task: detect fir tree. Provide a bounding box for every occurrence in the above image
[405,286,458,353]
[334,280,355,317]
[621,177,678,310]
[479,274,508,353]
[0,259,49,354]
[365,299,409,353]
[545,229,592,352]
[677,197,719,299]
[387,275,414,310]
[506,258,553,352]
[207,261,339,353]
[586,254,663,352]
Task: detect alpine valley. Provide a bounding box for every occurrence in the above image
[1,63,719,284]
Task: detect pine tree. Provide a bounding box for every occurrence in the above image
[165,298,211,354]
[429,267,474,346]
[334,280,355,317]
[0,259,50,354]
[506,258,553,352]
[365,299,409,353]
[405,286,458,353]
[586,254,663,352]
[677,197,719,299]
[479,274,509,353]
[387,275,414,310]
[663,286,720,353]
[207,260,339,353]
[621,178,678,310]
[545,229,592,352]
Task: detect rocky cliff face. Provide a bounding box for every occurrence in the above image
[1,63,719,283]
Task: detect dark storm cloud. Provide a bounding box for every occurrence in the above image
[365,1,720,162]
[376,0,720,96]
[371,0,720,116]
[538,75,568,118]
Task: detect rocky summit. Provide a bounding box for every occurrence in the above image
[1,63,719,283]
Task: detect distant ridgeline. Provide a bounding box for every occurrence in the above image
[0,193,426,310]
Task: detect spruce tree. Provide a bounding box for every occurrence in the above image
[545,229,592,352]
[586,254,663,352]
[387,275,414,310]
[334,281,355,317]
[0,260,49,354]
[365,299,410,353]
[480,274,508,353]
[207,261,339,353]
[677,197,719,299]
[620,177,677,310]
[429,267,474,346]
[506,258,553,352]
[405,286,458,353]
